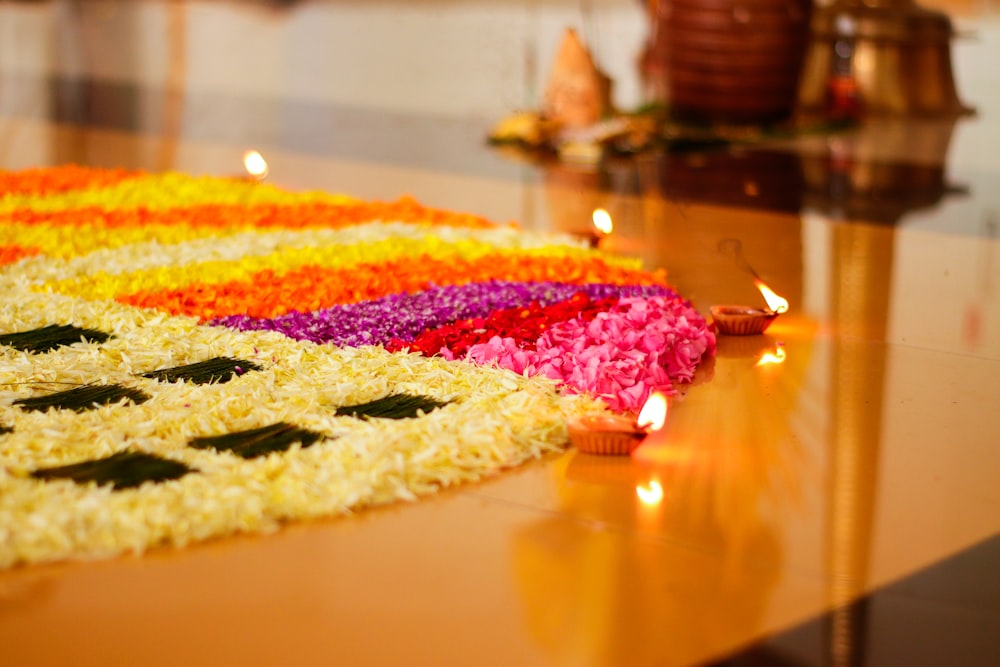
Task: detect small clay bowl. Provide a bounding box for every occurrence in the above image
[567,415,648,456]
[710,305,779,336]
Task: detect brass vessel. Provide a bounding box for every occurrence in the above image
[798,0,973,116]
[656,0,814,123]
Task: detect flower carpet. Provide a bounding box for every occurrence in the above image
[0,166,715,568]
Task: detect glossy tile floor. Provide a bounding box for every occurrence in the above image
[1,1,999,665]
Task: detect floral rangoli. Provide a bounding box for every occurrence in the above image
[0,166,714,568]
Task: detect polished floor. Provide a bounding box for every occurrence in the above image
[1,1,999,666]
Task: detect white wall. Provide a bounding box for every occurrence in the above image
[0,0,650,120]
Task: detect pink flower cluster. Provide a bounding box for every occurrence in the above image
[464,296,716,412]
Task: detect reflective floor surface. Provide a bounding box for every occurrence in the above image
[1,1,999,666]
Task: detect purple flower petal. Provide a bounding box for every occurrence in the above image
[211,280,675,348]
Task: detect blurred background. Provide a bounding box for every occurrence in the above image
[0,1,996,176]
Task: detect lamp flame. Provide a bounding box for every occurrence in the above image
[755,346,787,367]
[592,208,613,235]
[754,279,788,313]
[636,391,668,431]
[243,150,269,181]
[636,480,663,506]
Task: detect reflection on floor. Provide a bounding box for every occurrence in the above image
[709,533,1000,667]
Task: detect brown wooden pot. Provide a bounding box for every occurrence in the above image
[656,0,814,124]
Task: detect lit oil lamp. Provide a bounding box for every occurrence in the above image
[573,207,613,248]
[242,149,269,182]
[567,391,668,456]
[592,207,613,238]
[711,278,789,336]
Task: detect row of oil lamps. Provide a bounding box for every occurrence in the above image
[572,207,789,456]
[586,207,789,336]
[240,151,787,459]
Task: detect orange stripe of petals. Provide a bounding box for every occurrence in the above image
[118,253,666,321]
[0,244,43,265]
[0,164,143,196]
[1,196,500,231]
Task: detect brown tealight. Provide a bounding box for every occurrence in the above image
[567,415,648,456]
[710,305,779,336]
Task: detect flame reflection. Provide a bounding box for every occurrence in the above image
[636,480,664,506]
[755,347,787,367]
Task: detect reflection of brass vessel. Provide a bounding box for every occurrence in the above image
[799,117,968,223]
[645,148,806,214]
[798,0,973,116]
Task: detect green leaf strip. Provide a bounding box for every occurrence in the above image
[141,357,263,385]
[188,422,326,459]
[12,384,150,413]
[335,393,449,420]
[31,451,194,490]
[0,324,112,354]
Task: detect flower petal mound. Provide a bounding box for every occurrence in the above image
[0,165,715,568]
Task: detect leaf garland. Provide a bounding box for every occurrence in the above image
[12,384,150,413]
[30,451,194,490]
[140,357,263,385]
[188,422,326,459]
[335,393,450,420]
[0,324,112,353]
